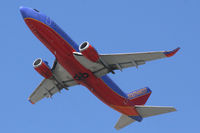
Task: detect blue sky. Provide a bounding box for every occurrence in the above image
[0,0,199,132]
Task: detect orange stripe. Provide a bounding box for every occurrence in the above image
[110,105,139,116]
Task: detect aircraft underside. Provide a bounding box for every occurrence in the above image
[20,6,178,130]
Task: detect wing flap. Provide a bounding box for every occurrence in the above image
[100,52,164,65]
[29,78,61,104]
[100,47,180,66]
[100,47,180,71]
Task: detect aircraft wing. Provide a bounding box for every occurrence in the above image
[100,47,180,70]
[73,47,180,77]
[28,60,78,104]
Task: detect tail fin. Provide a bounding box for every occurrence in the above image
[127,87,152,105]
[115,106,176,130]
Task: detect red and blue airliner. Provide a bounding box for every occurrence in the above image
[20,6,179,129]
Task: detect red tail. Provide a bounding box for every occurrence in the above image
[127,87,152,105]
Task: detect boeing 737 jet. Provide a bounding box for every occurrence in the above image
[20,6,179,130]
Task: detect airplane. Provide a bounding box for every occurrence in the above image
[19,6,179,130]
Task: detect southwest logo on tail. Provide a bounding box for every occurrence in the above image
[128,87,152,105]
[20,6,179,130]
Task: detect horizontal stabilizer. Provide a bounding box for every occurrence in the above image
[135,105,176,118]
[115,114,136,130]
[114,105,176,130]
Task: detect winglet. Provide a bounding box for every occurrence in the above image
[28,98,35,104]
[164,47,180,57]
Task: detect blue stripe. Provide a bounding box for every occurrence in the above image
[101,75,128,98]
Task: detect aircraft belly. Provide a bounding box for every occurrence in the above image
[25,17,139,116]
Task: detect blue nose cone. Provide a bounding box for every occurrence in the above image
[19,6,39,19]
[19,6,30,19]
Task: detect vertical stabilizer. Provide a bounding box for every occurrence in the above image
[127,87,152,105]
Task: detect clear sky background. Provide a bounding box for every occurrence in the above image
[0,0,199,132]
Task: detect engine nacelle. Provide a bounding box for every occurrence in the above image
[33,58,53,79]
[79,41,99,62]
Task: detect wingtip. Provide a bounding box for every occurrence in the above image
[164,47,180,57]
[172,107,177,112]
[114,126,121,130]
[28,98,35,104]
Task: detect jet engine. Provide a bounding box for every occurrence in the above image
[79,41,100,62]
[33,58,53,79]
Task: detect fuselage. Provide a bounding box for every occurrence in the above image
[20,7,141,117]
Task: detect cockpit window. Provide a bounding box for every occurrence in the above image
[33,9,39,12]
